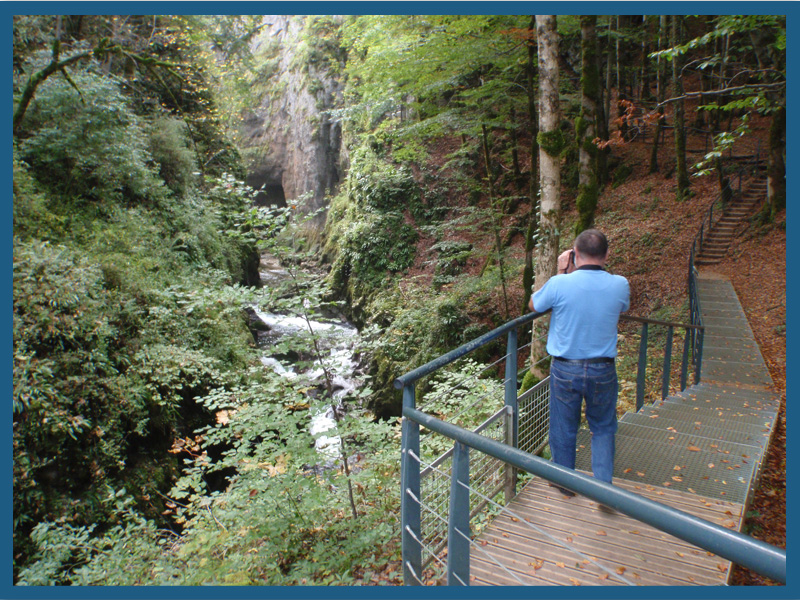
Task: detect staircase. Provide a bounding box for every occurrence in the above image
[695,176,767,266]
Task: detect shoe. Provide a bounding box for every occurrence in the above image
[596,502,617,514]
[548,483,576,497]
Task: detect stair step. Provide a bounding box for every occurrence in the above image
[637,403,773,428]
[575,423,755,502]
[620,412,771,450]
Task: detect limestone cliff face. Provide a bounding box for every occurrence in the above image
[240,16,346,225]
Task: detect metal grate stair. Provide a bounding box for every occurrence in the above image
[695,177,767,266]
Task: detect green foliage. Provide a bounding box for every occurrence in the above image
[148,117,198,196]
[431,240,474,288]
[18,68,161,203]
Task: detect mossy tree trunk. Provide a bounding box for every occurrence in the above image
[531,14,561,379]
[767,104,786,219]
[575,15,599,234]
[522,16,540,315]
[671,15,691,200]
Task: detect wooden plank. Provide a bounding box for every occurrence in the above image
[470,477,740,586]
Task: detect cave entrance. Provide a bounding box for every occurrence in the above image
[246,174,287,208]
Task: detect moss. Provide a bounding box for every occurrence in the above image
[575,181,599,234]
[537,128,569,157]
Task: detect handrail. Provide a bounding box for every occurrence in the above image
[394,309,550,389]
[399,308,712,585]
[621,313,703,330]
[404,407,787,584]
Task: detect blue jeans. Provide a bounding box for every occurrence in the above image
[548,359,618,483]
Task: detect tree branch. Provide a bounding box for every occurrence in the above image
[656,81,786,108]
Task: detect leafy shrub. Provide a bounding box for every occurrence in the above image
[147,117,198,197]
[18,67,161,203]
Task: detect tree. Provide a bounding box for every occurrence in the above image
[13,16,182,136]
[649,15,668,173]
[671,15,691,200]
[530,14,561,378]
[521,16,539,314]
[575,15,599,233]
[652,15,786,211]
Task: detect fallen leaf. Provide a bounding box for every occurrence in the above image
[556,562,566,568]
[673,465,682,471]
[596,530,607,536]
[616,566,627,575]
[623,468,632,473]
[676,551,684,557]
[599,573,609,580]
[569,577,581,585]
[708,463,715,468]
[687,445,701,452]
[637,471,646,477]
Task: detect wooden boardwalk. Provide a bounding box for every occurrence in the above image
[470,274,781,586]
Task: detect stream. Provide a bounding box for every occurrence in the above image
[251,253,363,463]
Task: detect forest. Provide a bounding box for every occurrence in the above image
[11,13,786,587]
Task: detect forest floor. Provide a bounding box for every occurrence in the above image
[358,115,786,586]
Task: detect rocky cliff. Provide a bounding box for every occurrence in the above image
[240,16,346,226]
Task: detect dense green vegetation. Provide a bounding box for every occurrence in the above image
[12,13,785,585]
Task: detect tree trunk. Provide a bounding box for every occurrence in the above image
[640,16,652,102]
[768,104,786,219]
[481,124,511,320]
[576,15,599,234]
[522,16,539,315]
[531,14,561,379]
[649,15,667,173]
[671,15,691,200]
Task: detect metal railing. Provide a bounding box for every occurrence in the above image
[397,302,785,585]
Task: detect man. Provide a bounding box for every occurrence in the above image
[528,229,630,501]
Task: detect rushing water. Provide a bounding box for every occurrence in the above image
[253,254,362,460]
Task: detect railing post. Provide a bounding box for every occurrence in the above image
[662,326,674,400]
[504,327,519,446]
[503,406,516,502]
[503,328,519,501]
[680,329,691,391]
[636,322,649,411]
[401,383,422,585]
[447,441,470,586]
[694,328,704,385]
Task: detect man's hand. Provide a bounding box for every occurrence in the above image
[558,249,576,274]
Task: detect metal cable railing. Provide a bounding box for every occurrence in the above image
[398,303,785,585]
[402,407,786,585]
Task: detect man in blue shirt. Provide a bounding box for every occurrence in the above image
[529,229,630,502]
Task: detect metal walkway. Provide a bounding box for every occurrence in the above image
[470,274,782,586]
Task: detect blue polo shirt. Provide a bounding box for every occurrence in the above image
[531,266,630,359]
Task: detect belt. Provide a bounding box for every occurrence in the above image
[552,356,614,364]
